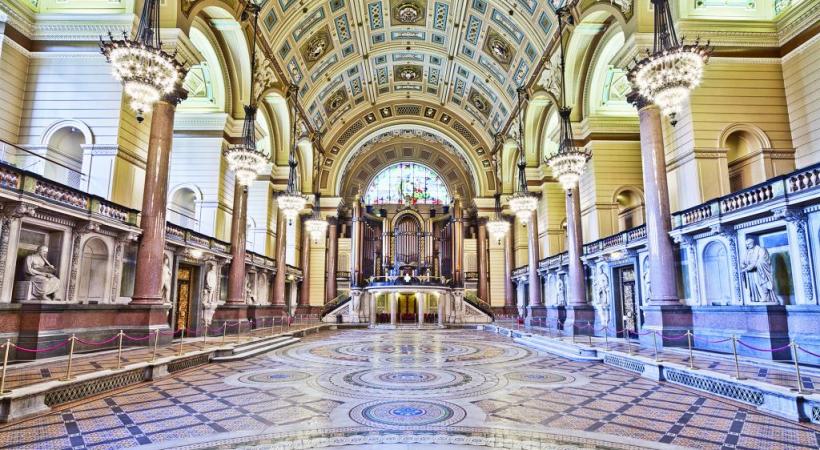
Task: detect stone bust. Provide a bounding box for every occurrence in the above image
[24,245,63,301]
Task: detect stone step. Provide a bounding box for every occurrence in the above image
[233,335,294,353]
[211,337,301,362]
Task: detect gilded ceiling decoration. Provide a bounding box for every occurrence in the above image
[258,0,557,154]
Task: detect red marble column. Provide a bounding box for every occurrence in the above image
[325,217,338,302]
[226,182,248,305]
[131,97,180,305]
[527,214,542,307]
[350,197,362,287]
[504,219,515,310]
[299,218,310,307]
[477,218,489,301]
[272,210,287,305]
[452,195,464,287]
[566,188,585,306]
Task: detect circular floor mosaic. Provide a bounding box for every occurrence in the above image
[349,400,466,429]
[313,366,502,398]
[506,371,570,384]
[229,370,312,387]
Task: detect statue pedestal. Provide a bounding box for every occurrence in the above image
[524,305,546,327]
[640,304,692,349]
[558,304,596,336]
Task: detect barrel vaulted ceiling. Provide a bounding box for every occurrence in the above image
[256,0,560,165]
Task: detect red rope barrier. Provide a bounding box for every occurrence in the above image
[75,335,120,346]
[12,339,71,353]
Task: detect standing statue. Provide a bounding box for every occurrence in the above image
[24,245,63,300]
[245,277,255,304]
[201,263,219,327]
[350,290,362,323]
[741,237,778,304]
[593,266,611,327]
[642,259,651,301]
[161,254,173,304]
[555,277,566,306]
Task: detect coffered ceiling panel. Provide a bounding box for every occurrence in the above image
[259,0,558,149]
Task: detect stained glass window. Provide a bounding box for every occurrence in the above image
[364,162,451,205]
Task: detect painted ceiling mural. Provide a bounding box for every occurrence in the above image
[257,0,559,156]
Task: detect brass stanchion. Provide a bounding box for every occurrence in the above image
[178,328,185,356]
[203,320,208,344]
[221,322,227,346]
[604,327,609,351]
[0,339,11,394]
[624,323,633,356]
[791,341,804,393]
[687,330,695,370]
[652,331,660,362]
[151,330,159,362]
[587,322,593,347]
[116,330,124,369]
[730,335,742,379]
[64,335,76,380]
[271,317,276,337]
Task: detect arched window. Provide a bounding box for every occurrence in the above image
[364,162,450,205]
[703,240,732,305]
[614,188,645,232]
[45,126,85,188]
[169,187,200,230]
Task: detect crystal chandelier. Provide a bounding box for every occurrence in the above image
[627,0,711,125]
[304,154,328,244]
[508,87,538,226]
[100,0,186,121]
[225,5,268,187]
[544,7,591,192]
[487,153,510,243]
[277,86,307,224]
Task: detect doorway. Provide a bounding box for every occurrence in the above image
[173,264,196,331]
[614,266,638,338]
[397,293,417,323]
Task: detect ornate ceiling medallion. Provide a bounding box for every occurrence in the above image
[324,88,349,115]
[482,29,515,70]
[467,89,491,118]
[300,26,334,69]
[391,0,426,26]
[395,65,423,82]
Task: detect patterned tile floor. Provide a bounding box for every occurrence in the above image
[0,329,818,449]
[1,321,320,391]
[498,320,820,392]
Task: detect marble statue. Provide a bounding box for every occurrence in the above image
[593,267,611,327]
[161,255,173,304]
[24,245,63,300]
[245,277,255,304]
[741,238,778,304]
[555,277,566,306]
[201,263,218,326]
[350,290,362,323]
[642,260,651,300]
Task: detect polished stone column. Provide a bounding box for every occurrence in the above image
[639,104,679,305]
[350,196,362,287]
[298,217,310,308]
[504,220,515,311]
[477,218,489,301]
[525,214,545,325]
[390,293,397,325]
[417,293,424,326]
[272,210,287,306]
[566,189,585,305]
[452,195,464,286]
[226,183,248,305]
[132,97,181,305]
[325,217,338,302]
[635,100,692,345]
[560,187,595,335]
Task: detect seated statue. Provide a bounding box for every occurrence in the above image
[24,245,63,301]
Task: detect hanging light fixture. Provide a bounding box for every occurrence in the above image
[508,87,539,226]
[545,6,591,192]
[277,85,307,224]
[304,152,328,244]
[627,0,711,125]
[100,0,186,122]
[224,4,268,187]
[486,151,510,244]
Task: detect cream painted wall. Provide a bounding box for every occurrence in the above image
[0,38,27,143]
[535,182,567,258]
[579,140,643,242]
[169,133,228,238]
[488,238,505,307]
[308,238,327,307]
[783,35,820,167]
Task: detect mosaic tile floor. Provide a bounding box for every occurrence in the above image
[1,329,818,449]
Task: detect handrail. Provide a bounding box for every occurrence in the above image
[0,139,87,178]
[463,294,495,320]
[320,293,350,318]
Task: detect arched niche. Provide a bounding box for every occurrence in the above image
[77,237,110,304]
[180,22,229,113]
[720,124,770,192]
[42,122,90,189]
[702,240,733,305]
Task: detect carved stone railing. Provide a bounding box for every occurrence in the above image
[512,266,528,278]
[0,161,139,227]
[582,225,647,256]
[787,164,820,194]
[720,181,781,214]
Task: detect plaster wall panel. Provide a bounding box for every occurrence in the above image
[782,35,820,167]
[0,39,28,143]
